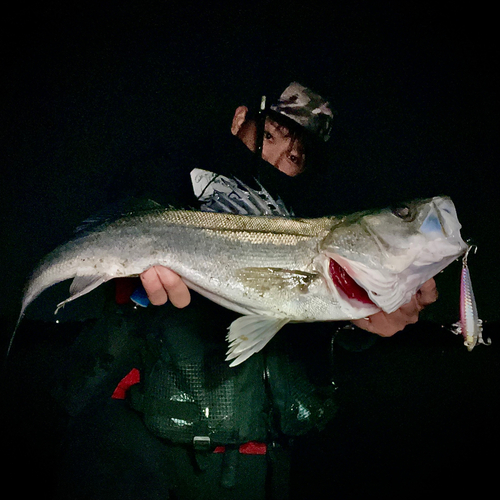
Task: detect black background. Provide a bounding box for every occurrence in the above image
[1,1,499,497]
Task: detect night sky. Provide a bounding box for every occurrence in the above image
[1,2,499,497]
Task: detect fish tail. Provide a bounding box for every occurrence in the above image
[5,295,32,359]
[6,272,61,358]
[6,312,24,358]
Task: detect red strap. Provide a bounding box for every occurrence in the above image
[213,442,267,455]
[114,278,140,305]
[111,368,141,399]
[239,441,267,455]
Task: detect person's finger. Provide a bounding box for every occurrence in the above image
[153,266,191,308]
[140,267,169,305]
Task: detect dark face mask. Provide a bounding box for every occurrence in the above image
[253,160,305,212]
[211,131,325,217]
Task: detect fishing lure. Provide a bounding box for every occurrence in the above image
[452,245,491,351]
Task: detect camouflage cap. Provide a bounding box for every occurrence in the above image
[270,82,334,142]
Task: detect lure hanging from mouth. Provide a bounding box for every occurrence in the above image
[452,245,491,351]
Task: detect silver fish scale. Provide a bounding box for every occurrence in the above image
[114,209,335,238]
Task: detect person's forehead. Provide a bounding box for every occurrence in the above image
[266,118,293,138]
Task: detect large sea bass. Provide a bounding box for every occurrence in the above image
[11,191,467,365]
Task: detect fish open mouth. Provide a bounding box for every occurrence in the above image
[329,258,375,305]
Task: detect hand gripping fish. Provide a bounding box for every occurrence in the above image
[10,186,468,366]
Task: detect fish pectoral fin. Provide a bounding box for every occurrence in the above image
[236,267,318,294]
[55,274,110,313]
[225,316,290,367]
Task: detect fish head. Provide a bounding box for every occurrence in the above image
[320,196,468,313]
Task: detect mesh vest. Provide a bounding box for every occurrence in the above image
[127,296,338,445]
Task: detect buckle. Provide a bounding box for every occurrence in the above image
[193,436,211,451]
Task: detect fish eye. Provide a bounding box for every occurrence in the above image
[392,205,413,221]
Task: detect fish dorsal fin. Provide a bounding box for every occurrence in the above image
[226,315,290,367]
[75,199,163,235]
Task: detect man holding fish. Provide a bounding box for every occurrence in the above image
[53,82,443,499]
[140,83,438,337]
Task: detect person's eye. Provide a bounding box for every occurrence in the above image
[264,130,274,141]
[288,154,299,164]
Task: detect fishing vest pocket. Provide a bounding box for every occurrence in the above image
[128,356,268,446]
[267,355,338,436]
[264,334,339,436]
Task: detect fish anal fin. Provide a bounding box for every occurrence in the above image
[226,316,289,367]
[56,275,109,313]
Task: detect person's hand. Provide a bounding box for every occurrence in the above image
[140,266,191,308]
[351,278,438,337]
